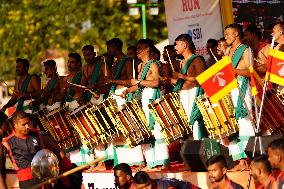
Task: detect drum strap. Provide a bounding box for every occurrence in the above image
[16,75,32,111]
[135,59,161,130]
[44,76,59,105]
[84,62,103,102]
[173,54,201,92]
[108,56,129,95]
[232,44,249,120]
[65,71,82,102]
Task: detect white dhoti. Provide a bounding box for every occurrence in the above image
[67,144,95,166]
[112,87,144,166]
[46,102,61,112]
[141,88,170,168]
[179,88,200,140]
[228,79,255,161]
[66,100,80,112]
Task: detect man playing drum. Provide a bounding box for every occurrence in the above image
[225,23,255,171]
[168,34,206,140]
[106,38,145,170]
[123,39,170,170]
[81,45,109,105]
[1,58,41,114]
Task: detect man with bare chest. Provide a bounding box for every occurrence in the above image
[225,23,255,171]
[123,39,170,170]
[81,45,109,105]
[170,34,206,140]
[1,58,41,114]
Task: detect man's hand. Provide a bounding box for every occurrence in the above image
[161,77,170,85]
[130,79,139,86]
[121,89,128,98]
[172,72,184,79]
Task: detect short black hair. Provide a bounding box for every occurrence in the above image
[43,59,56,68]
[244,25,262,40]
[68,52,82,66]
[219,37,226,42]
[268,138,284,152]
[252,155,272,174]
[164,45,175,52]
[82,45,94,52]
[114,163,132,177]
[137,39,156,52]
[127,46,137,51]
[206,155,228,169]
[133,171,151,184]
[106,38,123,50]
[16,58,30,69]
[12,111,29,125]
[207,38,218,47]
[225,23,244,39]
[175,34,196,53]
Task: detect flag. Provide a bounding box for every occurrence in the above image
[249,65,258,96]
[196,56,238,103]
[265,48,284,86]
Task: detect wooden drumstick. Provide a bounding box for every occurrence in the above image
[67,81,97,97]
[209,48,218,62]
[166,49,175,72]
[30,156,105,189]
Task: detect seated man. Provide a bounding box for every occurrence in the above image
[114,163,134,189]
[132,171,199,189]
[250,155,277,189]
[206,155,243,189]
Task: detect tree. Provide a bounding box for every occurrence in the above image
[0,0,167,81]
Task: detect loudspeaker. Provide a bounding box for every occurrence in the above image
[180,139,235,171]
[245,134,284,159]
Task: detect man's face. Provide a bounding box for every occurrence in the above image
[207,163,226,183]
[268,147,280,169]
[44,66,56,78]
[137,44,149,60]
[67,57,79,72]
[107,45,117,57]
[14,117,30,136]
[250,162,262,182]
[271,24,283,42]
[16,63,27,76]
[83,49,96,64]
[114,170,130,188]
[127,48,137,59]
[217,41,227,56]
[244,31,254,47]
[175,41,186,55]
[225,28,237,46]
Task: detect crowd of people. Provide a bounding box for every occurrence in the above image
[0,20,283,189]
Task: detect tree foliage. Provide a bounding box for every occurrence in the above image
[0,0,167,80]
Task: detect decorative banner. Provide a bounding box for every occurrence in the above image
[164,0,223,57]
[196,56,237,103]
[266,48,284,86]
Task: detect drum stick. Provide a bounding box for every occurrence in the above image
[133,58,135,79]
[67,81,98,97]
[102,56,107,77]
[166,49,175,72]
[30,156,105,189]
[209,48,218,62]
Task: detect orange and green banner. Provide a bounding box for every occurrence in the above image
[196,56,237,103]
[266,48,284,86]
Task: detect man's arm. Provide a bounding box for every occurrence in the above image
[29,75,41,98]
[234,48,252,78]
[0,144,7,189]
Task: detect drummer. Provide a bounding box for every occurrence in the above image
[33,59,63,111]
[122,39,170,170]
[1,58,41,114]
[61,52,84,111]
[81,45,110,105]
[169,34,206,140]
[106,38,145,169]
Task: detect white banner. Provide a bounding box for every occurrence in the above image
[164,0,223,57]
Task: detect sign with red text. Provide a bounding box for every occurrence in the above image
[164,0,223,57]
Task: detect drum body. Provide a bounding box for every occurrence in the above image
[86,98,119,144]
[148,92,191,144]
[260,89,284,134]
[69,103,101,147]
[45,106,81,150]
[196,95,239,140]
[116,99,154,147]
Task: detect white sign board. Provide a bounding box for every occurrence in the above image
[164,0,224,57]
